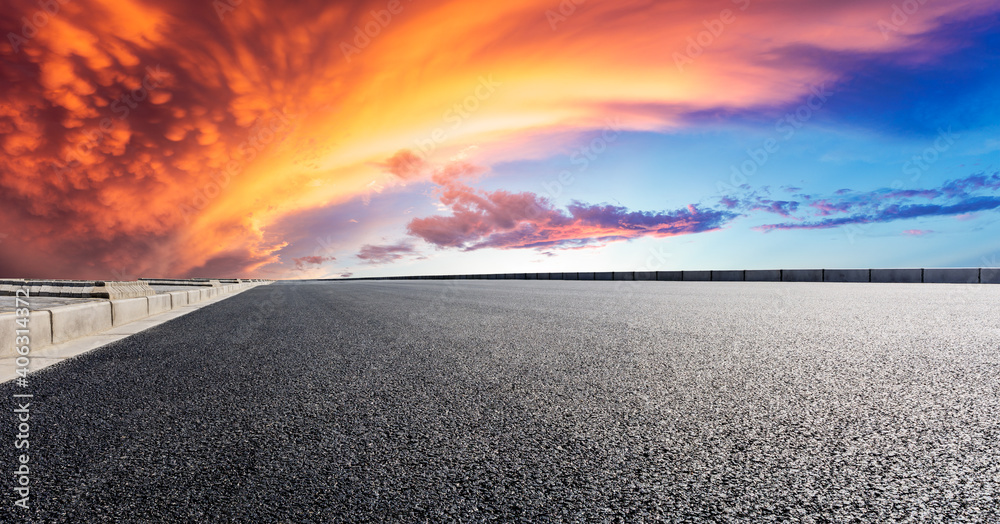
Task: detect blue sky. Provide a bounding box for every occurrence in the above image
[318,39,1000,277]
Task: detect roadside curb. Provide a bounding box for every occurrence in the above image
[1,281,270,360]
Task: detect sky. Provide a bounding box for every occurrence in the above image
[1,0,999,279]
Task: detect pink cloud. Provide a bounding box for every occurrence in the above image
[810,199,854,216]
[379,150,428,180]
[405,160,737,252]
[293,255,335,270]
[903,229,933,236]
[356,242,418,264]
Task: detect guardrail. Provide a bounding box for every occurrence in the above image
[326,268,999,284]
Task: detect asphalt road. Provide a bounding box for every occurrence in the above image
[4,281,999,522]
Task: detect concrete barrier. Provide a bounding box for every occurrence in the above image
[683,271,711,281]
[924,268,979,284]
[50,301,112,344]
[110,297,149,326]
[0,282,268,354]
[333,269,999,285]
[0,310,52,357]
[0,281,26,295]
[169,291,189,308]
[97,281,157,299]
[871,269,922,283]
[824,269,870,283]
[148,294,172,315]
[0,280,155,299]
[745,270,781,281]
[782,269,822,282]
[187,289,201,303]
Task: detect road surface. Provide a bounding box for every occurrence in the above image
[4,281,999,522]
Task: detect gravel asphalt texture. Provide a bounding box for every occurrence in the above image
[3,280,999,522]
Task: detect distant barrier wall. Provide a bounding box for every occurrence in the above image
[329,269,996,284]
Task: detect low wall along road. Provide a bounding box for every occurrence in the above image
[328,267,999,284]
[0,279,271,361]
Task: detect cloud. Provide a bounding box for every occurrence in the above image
[883,190,942,200]
[293,255,335,270]
[356,242,418,264]
[406,160,737,252]
[749,199,799,218]
[752,172,1000,232]
[379,149,427,180]
[940,173,1000,197]
[719,191,800,217]
[903,229,933,236]
[809,199,854,216]
[759,197,1000,232]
